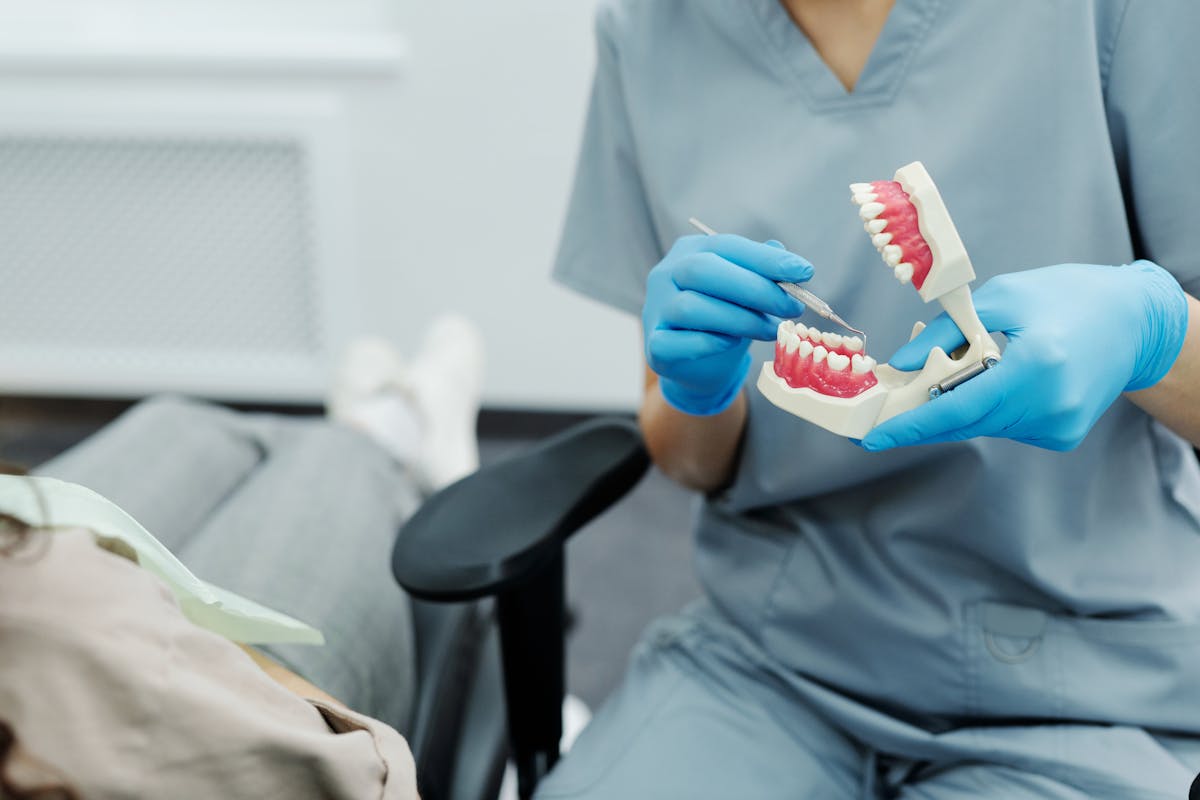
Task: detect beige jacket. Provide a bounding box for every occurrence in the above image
[0,528,418,799]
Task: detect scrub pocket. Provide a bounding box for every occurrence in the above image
[966,601,1200,728]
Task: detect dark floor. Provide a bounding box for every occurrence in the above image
[0,397,701,710]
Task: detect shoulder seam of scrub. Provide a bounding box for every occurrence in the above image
[1099,0,1132,100]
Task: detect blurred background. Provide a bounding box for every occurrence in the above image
[0,0,640,407]
[0,0,698,708]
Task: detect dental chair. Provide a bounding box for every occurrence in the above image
[393,417,650,800]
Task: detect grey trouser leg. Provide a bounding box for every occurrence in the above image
[37,395,265,553]
[36,396,419,730]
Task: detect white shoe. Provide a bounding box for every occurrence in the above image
[327,337,423,466]
[407,313,484,491]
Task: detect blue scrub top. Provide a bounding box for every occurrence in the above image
[554,0,1200,730]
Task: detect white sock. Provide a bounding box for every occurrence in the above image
[408,314,484,491]
[339,393,424,466]
[328,337,424,466]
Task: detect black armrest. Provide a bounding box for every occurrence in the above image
[392,416,649,602]
[391,416,649,799]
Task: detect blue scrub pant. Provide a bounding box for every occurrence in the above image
[537,603,1200,799]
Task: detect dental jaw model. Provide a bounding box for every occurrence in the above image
[756,161,1001,438]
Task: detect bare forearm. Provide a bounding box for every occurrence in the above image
[638,367,747,493]
[1129,292,1200,446]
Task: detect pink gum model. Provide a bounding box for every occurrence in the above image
[756,161,1002,439]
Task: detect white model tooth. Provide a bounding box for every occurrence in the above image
[866,218,888,234]
[779,319,795,335]
[872,233,893,248]
[827,353,850,372]
[858,202,885,220]
[820,331,843,348]
[792,322,808,339]
[784,330,802,353]
[893,262,914,284]
[853,355,877,373]
[882,244,902,266]
[797,339,814,358]
[852,192,877,206]
[849,182,873,194]
[812,345,828,364]
[844,336,863,352]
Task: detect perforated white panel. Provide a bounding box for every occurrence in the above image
[0,134,337,399]
[0,136,319,355]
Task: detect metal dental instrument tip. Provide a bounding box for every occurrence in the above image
[778,283,868,344]
[687,217,866,346]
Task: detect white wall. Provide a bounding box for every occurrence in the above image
[367,3,641,411]
[0,0,642,411]
[0,0,402,34]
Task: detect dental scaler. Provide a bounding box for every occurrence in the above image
[686,217,867,347]
[756,161,1002,438]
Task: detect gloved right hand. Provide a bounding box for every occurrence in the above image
[643,234,814,415]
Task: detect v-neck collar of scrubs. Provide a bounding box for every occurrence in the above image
[749,0,942,113]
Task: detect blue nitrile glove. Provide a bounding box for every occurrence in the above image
[643,234,814,415]
[861,261,1188,452]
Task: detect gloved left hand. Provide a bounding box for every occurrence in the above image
[861,261,1188,452]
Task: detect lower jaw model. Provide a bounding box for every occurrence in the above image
[756,161,1002,439]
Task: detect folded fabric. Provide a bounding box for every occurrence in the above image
[0,475,323,645]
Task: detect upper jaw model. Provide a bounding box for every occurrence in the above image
[756,161,1002,438]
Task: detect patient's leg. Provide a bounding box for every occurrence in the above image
[37,395,422,729]
[177,416,421,731]
[35,395,266,552]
